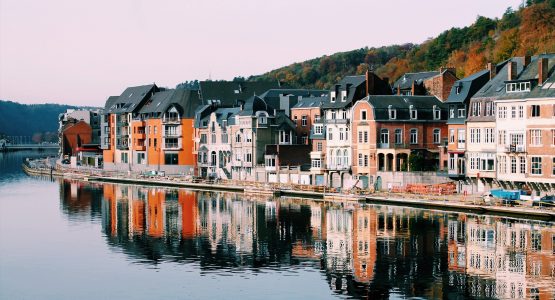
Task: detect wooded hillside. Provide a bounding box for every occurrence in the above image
[249,1,555,88]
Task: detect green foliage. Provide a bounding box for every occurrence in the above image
[247,2,553,87]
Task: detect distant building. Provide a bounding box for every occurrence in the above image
[393,68,458,101]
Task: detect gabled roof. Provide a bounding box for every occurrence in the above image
[446,70,490,104]
[199,81,280,107]
[105,84,158,114]
[259,89,328,110]
[322,75,366,109]
[393,71,439,90]
[496,54,555,100]
[365,95,447,121]
[103,96,119,111]
[237,96,274,116]
[138,89,202,118]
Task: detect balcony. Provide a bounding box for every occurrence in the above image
[327,164,350,171]
[505,144,526,153]
[162,117,180,124]
[325,119,349,125]
[164,131,181,137]
[163,143,181,150]
[378,143,410,149]
[116,144,129,150]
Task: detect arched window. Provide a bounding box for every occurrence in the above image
[380,129,389,145]
[410,128,418,144]
[410,105,417,119]
[343,149,349,166]
[336,149,342,166]
[236,133,242,143]
[433,128,441,144]
[211,151,216,166]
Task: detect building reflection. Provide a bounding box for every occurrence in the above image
[60,180,555,299]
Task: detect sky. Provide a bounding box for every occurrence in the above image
[0,0,523,107]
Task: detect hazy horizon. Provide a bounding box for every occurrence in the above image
[0,0,522,106]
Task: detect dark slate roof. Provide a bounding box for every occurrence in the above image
[393,71,439,90]
[199,81,280,107]
[138,89,202,118]
[291,96,327,109]
[107,84,157,114]
[103,96,119,111]
[446,70,490,104]
[322,76,366,109]
[496,54,555,100]
[194,106,240,129]
[265,144,311,166]
[366,95,447,121]
[237,96,270,116]
[274,111,296,131]
[259,89,328,110]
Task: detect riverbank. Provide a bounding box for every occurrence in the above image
[22,162,555,222]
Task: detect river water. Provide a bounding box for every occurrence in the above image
[0,150,554,299]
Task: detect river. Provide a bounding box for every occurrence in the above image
[0,150,553,299]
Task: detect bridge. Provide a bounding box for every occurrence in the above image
[0,137,59,152]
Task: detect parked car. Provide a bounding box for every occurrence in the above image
[533,195,555,207]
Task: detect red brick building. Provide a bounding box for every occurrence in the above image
[290,96,326,145]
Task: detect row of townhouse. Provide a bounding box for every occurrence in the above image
[446,54,555,193]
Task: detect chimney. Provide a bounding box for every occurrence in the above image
[365,71,375,96]
[508,61,517,81]
[411,81,416,96]
[539,57,548,85]
[397,85,401,95]
[487,63,496,80]
[523,55,531,68]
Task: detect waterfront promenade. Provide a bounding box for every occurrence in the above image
[22,158,555,222]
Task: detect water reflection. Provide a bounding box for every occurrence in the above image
[60,180,555,299]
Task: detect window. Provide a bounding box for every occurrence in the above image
[342,110,347,119]
[395,129,402,144]
[498,130,506,145]
[458,108,466,118]
[165,153,178,165]
[449,129,455,143]
[498,156,506,174]
[245,152,252,163]
[279,131,290,144]
[410,129,418,144]
[358,131,363,143]
[520,157,526,174]
[364,131,368,143]
[511,106,517,119]
[506,82,531,92]
[331,111,336,119]
[154,126,157,134]
[380,129,389,145]
[449,106,455,118]
[311,159,321,168]
[364,155,368,167]
[339,128,344,140]
[246,132,252,143]
[235,133,241,143]
[361,110,367,120]
[518,106,524,119]
[358,153,363,166]
[315,115,320,121]
[153,138,157,148]
[470,128,481,144]
[530,129,542,146]
[531,157,542,175]
[471,102,481,116]
[457,129,465,147]
[481,153,495,171]
[317,142,322,151]
[531,105,540,117]
[259,116,267,124]
[388,105,396,119]
[301,115,307,126]
[485,102,494,116]
[511,157,517,174]
[498,106,507,119]
[330,91,336,102]
[328,128,333,140]
[410,105,417,119]
[301,135,308,144]
[341,90,347,101]
[433,105,441,120]
[266,157,276,167]
[121,152,128,163]
[433,129,441,144]
[314,125,323,135]
[552,157,555,175]
[485,128,495,144]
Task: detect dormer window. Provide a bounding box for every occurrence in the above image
[506,82,531,93]
[259,116,267,124]
[314,125,323,134]
[455,85,462,94]
[361,110,367,120]
[388,105,396,119]
[330,91,336,102]
[433,105,441,120]
[410,105,417,120]
[341,91,347,102]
